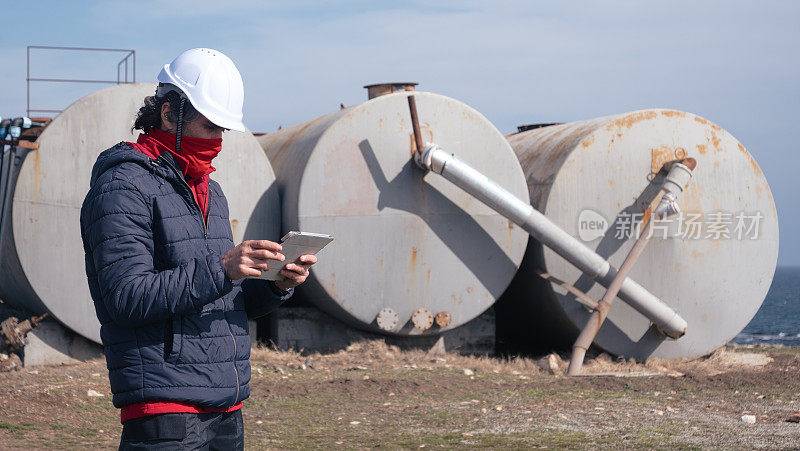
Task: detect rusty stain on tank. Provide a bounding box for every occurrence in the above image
[660,110,686,118]
[410,247,418,270]
[709,132,722,151]
[693,115,723,132]
[650,146,683,174]
[605,110,657,131]
[696,144,708,155]
[580,134,595,148]
[510,121,602,205]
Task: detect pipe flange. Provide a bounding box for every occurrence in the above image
[376,308,399,331]
[414,144,433,170]
[434,311,452,328]
[411,308,434,331]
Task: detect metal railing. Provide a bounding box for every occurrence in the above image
[26,46,136,117]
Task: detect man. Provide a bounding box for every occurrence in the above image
[80,48,315,449]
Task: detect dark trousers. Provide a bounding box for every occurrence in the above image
[119,411,244,450]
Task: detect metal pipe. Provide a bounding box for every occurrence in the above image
[415,144,689,338]
[1,313,48,351]
[535,269,599,311]
[407,96,424,154]
[27,78,123,84]
[567,217,656,375]
[27,46,30,117]
[567,159,696,375]
[27,45,136,52]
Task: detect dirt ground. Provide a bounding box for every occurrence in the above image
[1,341,799,449]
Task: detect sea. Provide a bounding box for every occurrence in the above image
[731,266,800,346]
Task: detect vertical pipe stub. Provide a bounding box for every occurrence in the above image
[364,82,418,100]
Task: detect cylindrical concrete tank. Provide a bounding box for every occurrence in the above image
[497,109,779,359]
[0,83,280,343]
[258,90,529,335]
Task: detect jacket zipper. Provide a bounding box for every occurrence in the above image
[204,187,211,248]
[155,155,240,405]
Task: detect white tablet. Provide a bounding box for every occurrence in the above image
[251,231,333,281]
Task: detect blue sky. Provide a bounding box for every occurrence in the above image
[2,1,798,265]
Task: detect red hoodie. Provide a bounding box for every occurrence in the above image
[122,128,241,422]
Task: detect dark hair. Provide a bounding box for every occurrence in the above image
[132,86,199,134]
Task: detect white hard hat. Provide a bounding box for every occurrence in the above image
[157,48,246,132]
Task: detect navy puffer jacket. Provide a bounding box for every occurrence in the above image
[80,142,291,409]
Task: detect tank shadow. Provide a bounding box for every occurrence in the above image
[241,182,281,243]
[358,140,519,297]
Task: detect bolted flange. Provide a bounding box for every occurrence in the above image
[411,308,434,331]
[376,307,399,331]
[434,311,452,328]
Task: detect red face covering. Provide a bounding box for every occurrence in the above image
[128,127,222,219]
[135,127,222,179]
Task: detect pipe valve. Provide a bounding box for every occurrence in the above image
[655,159,696,219]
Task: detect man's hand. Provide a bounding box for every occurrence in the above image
[274,254,317,291]
[221,240,284,281]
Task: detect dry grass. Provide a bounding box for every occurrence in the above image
[252,339,545,374]
[250,339,773,378]
[0,340,797,449]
